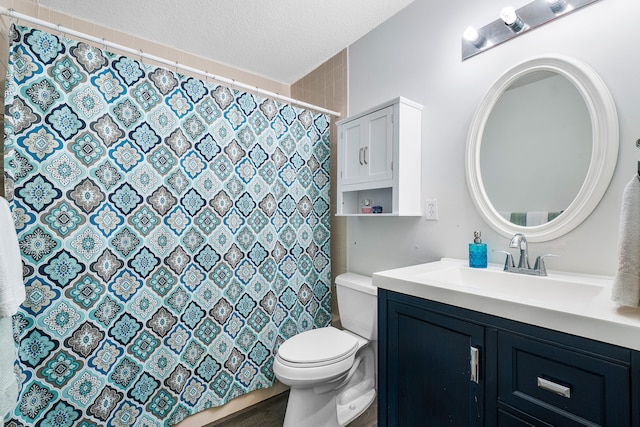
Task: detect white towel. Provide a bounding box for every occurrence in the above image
[0,197,24,318]
[0,317,18,424]
[611,176,640,307]
[526,211,549,227]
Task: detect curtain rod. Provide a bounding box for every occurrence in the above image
[0,7,341,117]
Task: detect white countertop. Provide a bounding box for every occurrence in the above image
[373,258,640,351]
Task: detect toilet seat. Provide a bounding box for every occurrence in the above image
[276,327,359,368]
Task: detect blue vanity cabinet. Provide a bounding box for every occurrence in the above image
[496,329,630,426]
[379,289,486,426]
[378,289,637,426]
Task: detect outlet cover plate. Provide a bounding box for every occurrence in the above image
[425,199,438,220]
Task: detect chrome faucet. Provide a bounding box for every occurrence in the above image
[509,233,530,269]
[493,233,560,276]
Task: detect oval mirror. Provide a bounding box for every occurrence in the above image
[466,55,618,242]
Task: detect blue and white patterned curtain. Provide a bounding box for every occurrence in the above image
[3,25,331,426]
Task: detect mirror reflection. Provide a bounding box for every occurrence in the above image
[480,71,592,227]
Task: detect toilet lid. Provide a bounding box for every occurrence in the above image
[277,327,359,366]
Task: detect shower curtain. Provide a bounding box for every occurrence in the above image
[3,25,331,426]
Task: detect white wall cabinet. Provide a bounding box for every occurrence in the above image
[336,97,422,216]
[340,105,394,187]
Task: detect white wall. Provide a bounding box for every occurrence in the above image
[346,0,639,276]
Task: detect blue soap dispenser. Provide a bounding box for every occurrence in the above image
[469,231,487,268]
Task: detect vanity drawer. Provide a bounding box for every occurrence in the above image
[497,407,552,427]
[497,331,630,426]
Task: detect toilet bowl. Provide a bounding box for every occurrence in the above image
[273,273,377,427]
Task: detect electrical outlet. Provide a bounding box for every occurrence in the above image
[425,199,438,220]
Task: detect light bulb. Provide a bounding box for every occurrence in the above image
[500,6,525,32]
[546,0,568,13]
[463,26,486,47]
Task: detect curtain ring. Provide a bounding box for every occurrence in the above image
[635,138,640,149]
[8,8,17,24]
[56,23,65,39]
[138,49,143,64]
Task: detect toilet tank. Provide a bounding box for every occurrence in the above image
[335,273,377,340]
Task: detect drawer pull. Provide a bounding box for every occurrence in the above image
[537,377,571,398]
[470,346,480,383]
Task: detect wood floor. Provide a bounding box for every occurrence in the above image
[210,391,377,427]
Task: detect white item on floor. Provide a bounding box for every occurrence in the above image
[0,197,24,318]
[273,273,377,427]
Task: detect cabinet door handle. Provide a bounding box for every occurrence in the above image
[359,148,364,165]
[470,346,480,383]
[537,377,571,398]
[363,146,368,165]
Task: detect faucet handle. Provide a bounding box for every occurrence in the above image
[533,253,561,275]
[492,250,515,270]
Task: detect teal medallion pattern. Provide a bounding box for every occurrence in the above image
[5,25,331,426]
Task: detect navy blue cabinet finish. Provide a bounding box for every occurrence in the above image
[378,289,637,426]
[387,299,484,425]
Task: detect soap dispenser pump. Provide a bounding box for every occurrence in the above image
[469,231,487,268]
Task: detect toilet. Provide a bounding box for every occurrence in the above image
[273,273,377,427]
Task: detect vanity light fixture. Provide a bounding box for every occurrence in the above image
[462,0,601,61]
[500,6,526,33]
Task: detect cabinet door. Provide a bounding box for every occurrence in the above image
[364,106,393,183]
[386,300,485,426]
[340,118,365,186]
[338,106,393,187]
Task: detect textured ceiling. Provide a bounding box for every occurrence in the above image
[37,0,414,85]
